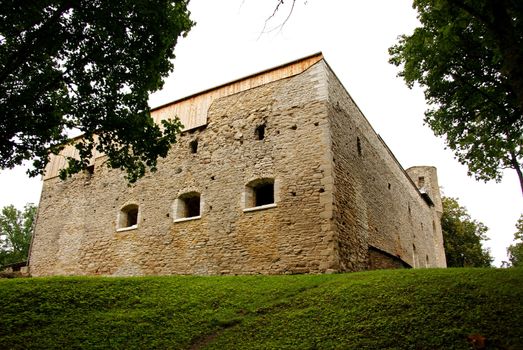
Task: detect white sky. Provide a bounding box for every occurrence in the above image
[0,0,520,266]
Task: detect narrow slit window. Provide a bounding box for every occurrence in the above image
[189,139,198,154]
[357,137,362,156]
[255,124,265,140]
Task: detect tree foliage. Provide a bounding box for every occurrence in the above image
[0,0,194,182]
[441,197,493,267]
[389,0,523,194]
[507,214,523,267]
[0,204,36,268]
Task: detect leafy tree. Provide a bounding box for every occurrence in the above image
[441,197,493,267]
[389,0,523,195]
[0,204,37,268]
[0,0,194,182]
[507,215,523,267]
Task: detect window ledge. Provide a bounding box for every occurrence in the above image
[116,225,138,232]
[243,203,277,213]
[174,215,201,223]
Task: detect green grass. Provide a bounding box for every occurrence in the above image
[0,268,522,349]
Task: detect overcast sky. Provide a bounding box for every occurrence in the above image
[0,0,520,266]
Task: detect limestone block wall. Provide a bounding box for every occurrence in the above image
[29,61,338,276]
[29,56,446,277]
[406,166,446,267]
[324,62,446,269]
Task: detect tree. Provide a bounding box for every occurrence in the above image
[0,204,37,268]
[389,0,523,195]
[441,197,493,267]
[1,0,194,182]
[507,214,523,267]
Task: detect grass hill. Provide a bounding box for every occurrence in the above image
[0,268,522,349]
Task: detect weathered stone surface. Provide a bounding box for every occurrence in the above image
[29,55,446,276]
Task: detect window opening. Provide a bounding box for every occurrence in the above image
[86,164,95,176]
[118,204,139,229]
[189,139,198,154]
[255,183,274,206]
[418,176,425,188]
[176,192,201,219]
[357,137,362,156]
[255,124,265,140]
[245,178,275,209]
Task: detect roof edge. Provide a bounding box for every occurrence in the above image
[151,52,324,112]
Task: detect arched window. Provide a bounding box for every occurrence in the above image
[118,204,139,230]
[244,178,275,210]
[174,192,201,221]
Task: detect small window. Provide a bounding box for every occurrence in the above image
[175,192,201,220]
[86,164,95,176]
[244,178,275,209]
[118,204,139,230]
[418,176,425,188]
[255,124,265,140]
[254,183,274,206]
[357,137,362,156]
[189,139,198,154]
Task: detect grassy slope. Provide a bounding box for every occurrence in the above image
[0,268,522,349]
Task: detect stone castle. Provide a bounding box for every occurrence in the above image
[29,53,446,276]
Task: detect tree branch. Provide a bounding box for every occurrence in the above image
[0,0,76,83]
[258,0,297,38]
[509,150,523,196]
[450,0,523,117]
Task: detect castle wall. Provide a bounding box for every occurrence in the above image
[29,61,338,276]
[324,62,446,269]
[30,56,446,276]
[406,166,446,267]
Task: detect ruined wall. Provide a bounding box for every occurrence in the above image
[30,61,338,276]
[324,62,446,270]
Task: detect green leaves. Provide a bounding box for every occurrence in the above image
[0,204,36,268]
[0,0,194,182]
[389,0,523,191]
[507,214,523,267]
[441,197,493,267]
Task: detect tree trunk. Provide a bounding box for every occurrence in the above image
[510,151,523,197]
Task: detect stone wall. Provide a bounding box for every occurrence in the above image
[324,61,446,269]
[29,57,446,277]
[30,62,338,276]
